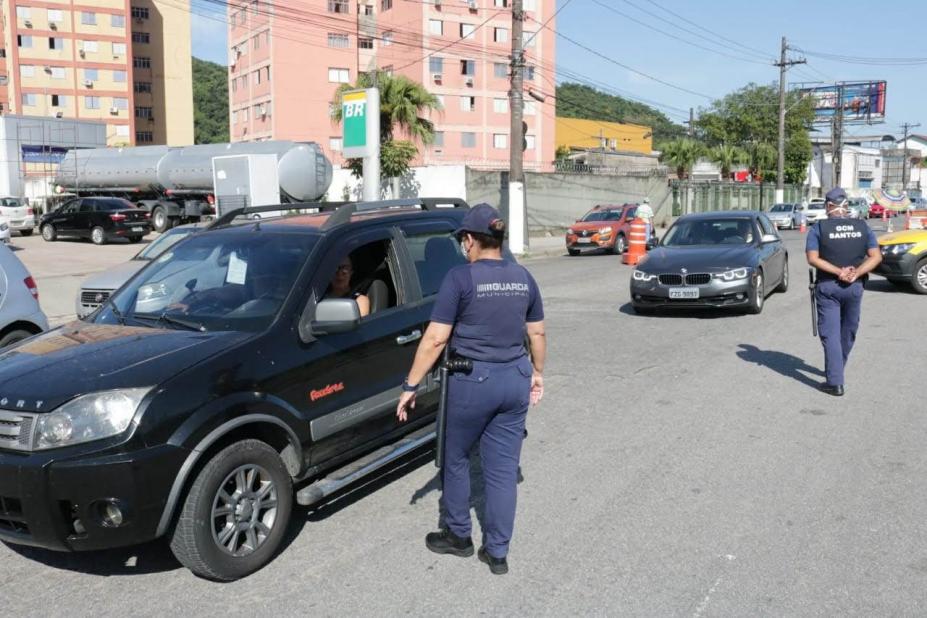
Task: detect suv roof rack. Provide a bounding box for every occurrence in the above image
[320,197,470,231]
[209,202,347,229]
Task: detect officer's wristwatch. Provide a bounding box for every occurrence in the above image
[401,380,418,393]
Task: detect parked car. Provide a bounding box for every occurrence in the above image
[76,223,204,317]
[0,197,36,236]
[0,242,49,347]
[40,197,151,245]
[868,201,887,219]
[630,211,788,314]
[0,198,487,581]
[0,215,10,244]
[804,198,827,224]
[565,203,656,256]
[766,203,803,229]
[847,197,870,220]
[876,229,927,294]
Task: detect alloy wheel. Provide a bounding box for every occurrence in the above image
[211,464,279,557]
[755,274,764,308]
[917,263,927,292]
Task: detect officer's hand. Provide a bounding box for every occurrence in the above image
[396,391,416,422]
[530,373,544,406]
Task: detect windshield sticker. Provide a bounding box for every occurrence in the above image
[226,251,248,285]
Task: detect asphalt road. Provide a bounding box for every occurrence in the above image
[2,225,926,616]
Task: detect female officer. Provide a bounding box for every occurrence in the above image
[396,203,546,575]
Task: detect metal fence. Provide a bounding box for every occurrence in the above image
[671,181,806,216]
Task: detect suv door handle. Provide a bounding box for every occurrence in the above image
[396,330,422,345]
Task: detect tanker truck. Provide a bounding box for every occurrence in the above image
[54,141,333,232]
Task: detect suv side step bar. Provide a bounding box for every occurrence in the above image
[296,424,436,507]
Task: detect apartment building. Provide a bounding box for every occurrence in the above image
[227,0,556,170]
[0,0,193,147]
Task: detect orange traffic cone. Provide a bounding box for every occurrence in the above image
[799,217,807,234]
[905,210,912,230]
[622,217,648,266]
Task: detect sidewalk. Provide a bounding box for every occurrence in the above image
[521,234,567,260]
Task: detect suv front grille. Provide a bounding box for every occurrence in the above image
[0,495,29,536]
[685,274,711,285]
[658,274,683,286]
[0,410,35,451]
[80,289,111,309]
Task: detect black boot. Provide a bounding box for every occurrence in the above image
[478,547,509,575]
[425,529,474,557]
[820,383,845,397]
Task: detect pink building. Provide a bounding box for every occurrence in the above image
[227,0,555,171]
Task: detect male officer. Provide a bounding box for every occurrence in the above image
[805,187,882,396]
[396,203,546,575]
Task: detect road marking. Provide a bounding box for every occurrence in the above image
[693,575,724,618]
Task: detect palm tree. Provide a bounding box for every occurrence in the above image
[746,141,777,181]
[659,139,704,179]
[710,144,747,179]
[331,71,442,145]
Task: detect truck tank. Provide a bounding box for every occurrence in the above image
[56,141,333,202]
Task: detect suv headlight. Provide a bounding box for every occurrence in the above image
[632,270,656,282]
[567,228,575,235]
[713,267,750,281]
[882,243,915,256]
[33,388,151,450]
[598,227,612,235]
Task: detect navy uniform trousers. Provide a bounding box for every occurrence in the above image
[442,356,532,559]
[815,278,864,386]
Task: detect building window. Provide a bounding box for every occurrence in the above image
[359,37,373,49]
[241,108,249,121]
[84,96,100,109]
[459,96,475,112]
[362,4,373,15]
[494,27,508,43]
[16,7,30,19]
[429,19,443,35]
[17,35,33,49]
[113,42,127,55]
[460,59,475,75]
[51,94,68,107]
[523,0,536,10]
[434,131,444,147]
[113,97,129,110]
[460,23,475,39]
[19,65,35,78]
[253,35,261,50]
[327,0,349,13]
[134,56,151,69]
[134,81,152,93]
[136,106,153,118]
[264,66,271,82]
[113,70,127,82]
[132,32,150,44]
[50,67,66,79]
[136,131,153,143]
[525,134,536,150]
[494,62,508,78]
[254,69,262,84]
[494,0,509,6]
[111,14,125,27]
[131,6,150,19]
[524,100,536,115]
[49,37,64,50]
[81,11,96,25]
[523,65,535,80]
[493,98,507,113]
[47,9,63,22]
[381,0,392,9]
[429,57,443,73]
[329,137,343,152]
[382,31,394,46]
[231,79,237,93]
[232,110,238,125]
[435,94,445,106]
[461,132,476,148]
[116,125,130,137]
[328,67,350,83]
[84,68,99,81]
[81,40,100,53]
[493,134,507,149]
[327,33,349,48]
[522,31,536,47]
[22,94,37,107]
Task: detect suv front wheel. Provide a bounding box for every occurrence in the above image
[170,439,293,581]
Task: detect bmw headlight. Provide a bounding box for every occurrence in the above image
[881,243,915,256]
[137,282,168,302]
[713,267,750,281]
[33,388,151,450]
[632,269,656,282]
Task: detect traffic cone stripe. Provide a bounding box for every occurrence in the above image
[622,217,648,266]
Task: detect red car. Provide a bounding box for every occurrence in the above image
[868,201,886,219]
[565,203,654,256]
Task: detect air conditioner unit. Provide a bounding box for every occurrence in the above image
[79,50,85,58]
[24,19,32,27]
[147,116,155,123]
[464,76,474,87]
[83,79,93,87]
[432,73,442,83]
[54,111,64,118]
[49,23,57,30]
[110,106,119,114]
[467,0,477,9]
[259,105,266,117]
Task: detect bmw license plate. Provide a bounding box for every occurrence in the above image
[576,238,592,244]
[131,226,144,232]
[669,287,699,299]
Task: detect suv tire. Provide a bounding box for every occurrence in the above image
[612,234,627,254]
[170,439,293,581]
[41,224,56,242]
[91,226,106,245]
[0,329,33,348]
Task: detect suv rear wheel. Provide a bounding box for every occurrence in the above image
[612,234,627,254]
[170,439,293,581]
[41,224,56,242]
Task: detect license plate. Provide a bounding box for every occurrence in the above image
[669,287,699,299]
[576,238,592,244]
[131,226,144,232]
[11,220,22,226]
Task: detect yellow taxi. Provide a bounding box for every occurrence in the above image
[876,229,927,293]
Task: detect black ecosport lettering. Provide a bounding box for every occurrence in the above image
[0,198,473,581]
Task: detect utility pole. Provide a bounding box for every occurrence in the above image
[900,121,921,191]
[774,37,805,203]
[832,83,844,188]
[508,0,526,254]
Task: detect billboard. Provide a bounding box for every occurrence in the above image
[801,81,886,123]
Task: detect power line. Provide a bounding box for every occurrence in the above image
[792,47,927,66]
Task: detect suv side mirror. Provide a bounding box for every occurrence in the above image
[310,298,360,336]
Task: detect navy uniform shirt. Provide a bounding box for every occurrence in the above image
[431,259,544,362]
[806,218,877,280]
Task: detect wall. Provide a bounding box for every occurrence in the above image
[325,164,468,202]
[556,116,652,155]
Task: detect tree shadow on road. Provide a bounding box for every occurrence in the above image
[736,343,823,389]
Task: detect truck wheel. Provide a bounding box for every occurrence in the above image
[170,439,293,581]
[0,329,33,348]
[19,229,33,237]
[152,207,171,233]
[41,224,56,242]
[91,226,106,245]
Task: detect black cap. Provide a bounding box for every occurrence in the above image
[825,187,848,204]
[456,203,504,237]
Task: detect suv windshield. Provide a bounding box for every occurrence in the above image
[769,204,792,212]
[98,230,316,332]
[663,218,756,246]
[582,210,622,222]
[134,227,197,261]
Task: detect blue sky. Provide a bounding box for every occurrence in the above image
[191,0,927,139]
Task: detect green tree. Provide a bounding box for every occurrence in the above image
[710,144,747,179]
[192,57,229,144]
[659,138,704,179]
[556,82,687,142]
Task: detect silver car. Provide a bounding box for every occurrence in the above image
[0,243,48,347]
[767,203,803,229]
[76,223,202,317]
[0,197,36,236]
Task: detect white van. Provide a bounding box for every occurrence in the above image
[0,243,48,347]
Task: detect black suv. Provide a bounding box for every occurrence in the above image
[40,197,151,245]
[0,198,472,580]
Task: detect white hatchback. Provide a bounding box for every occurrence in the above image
[0,197,36,237]
[0,243,49,348]
[0,215,10,244]
[804,199,828,224]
